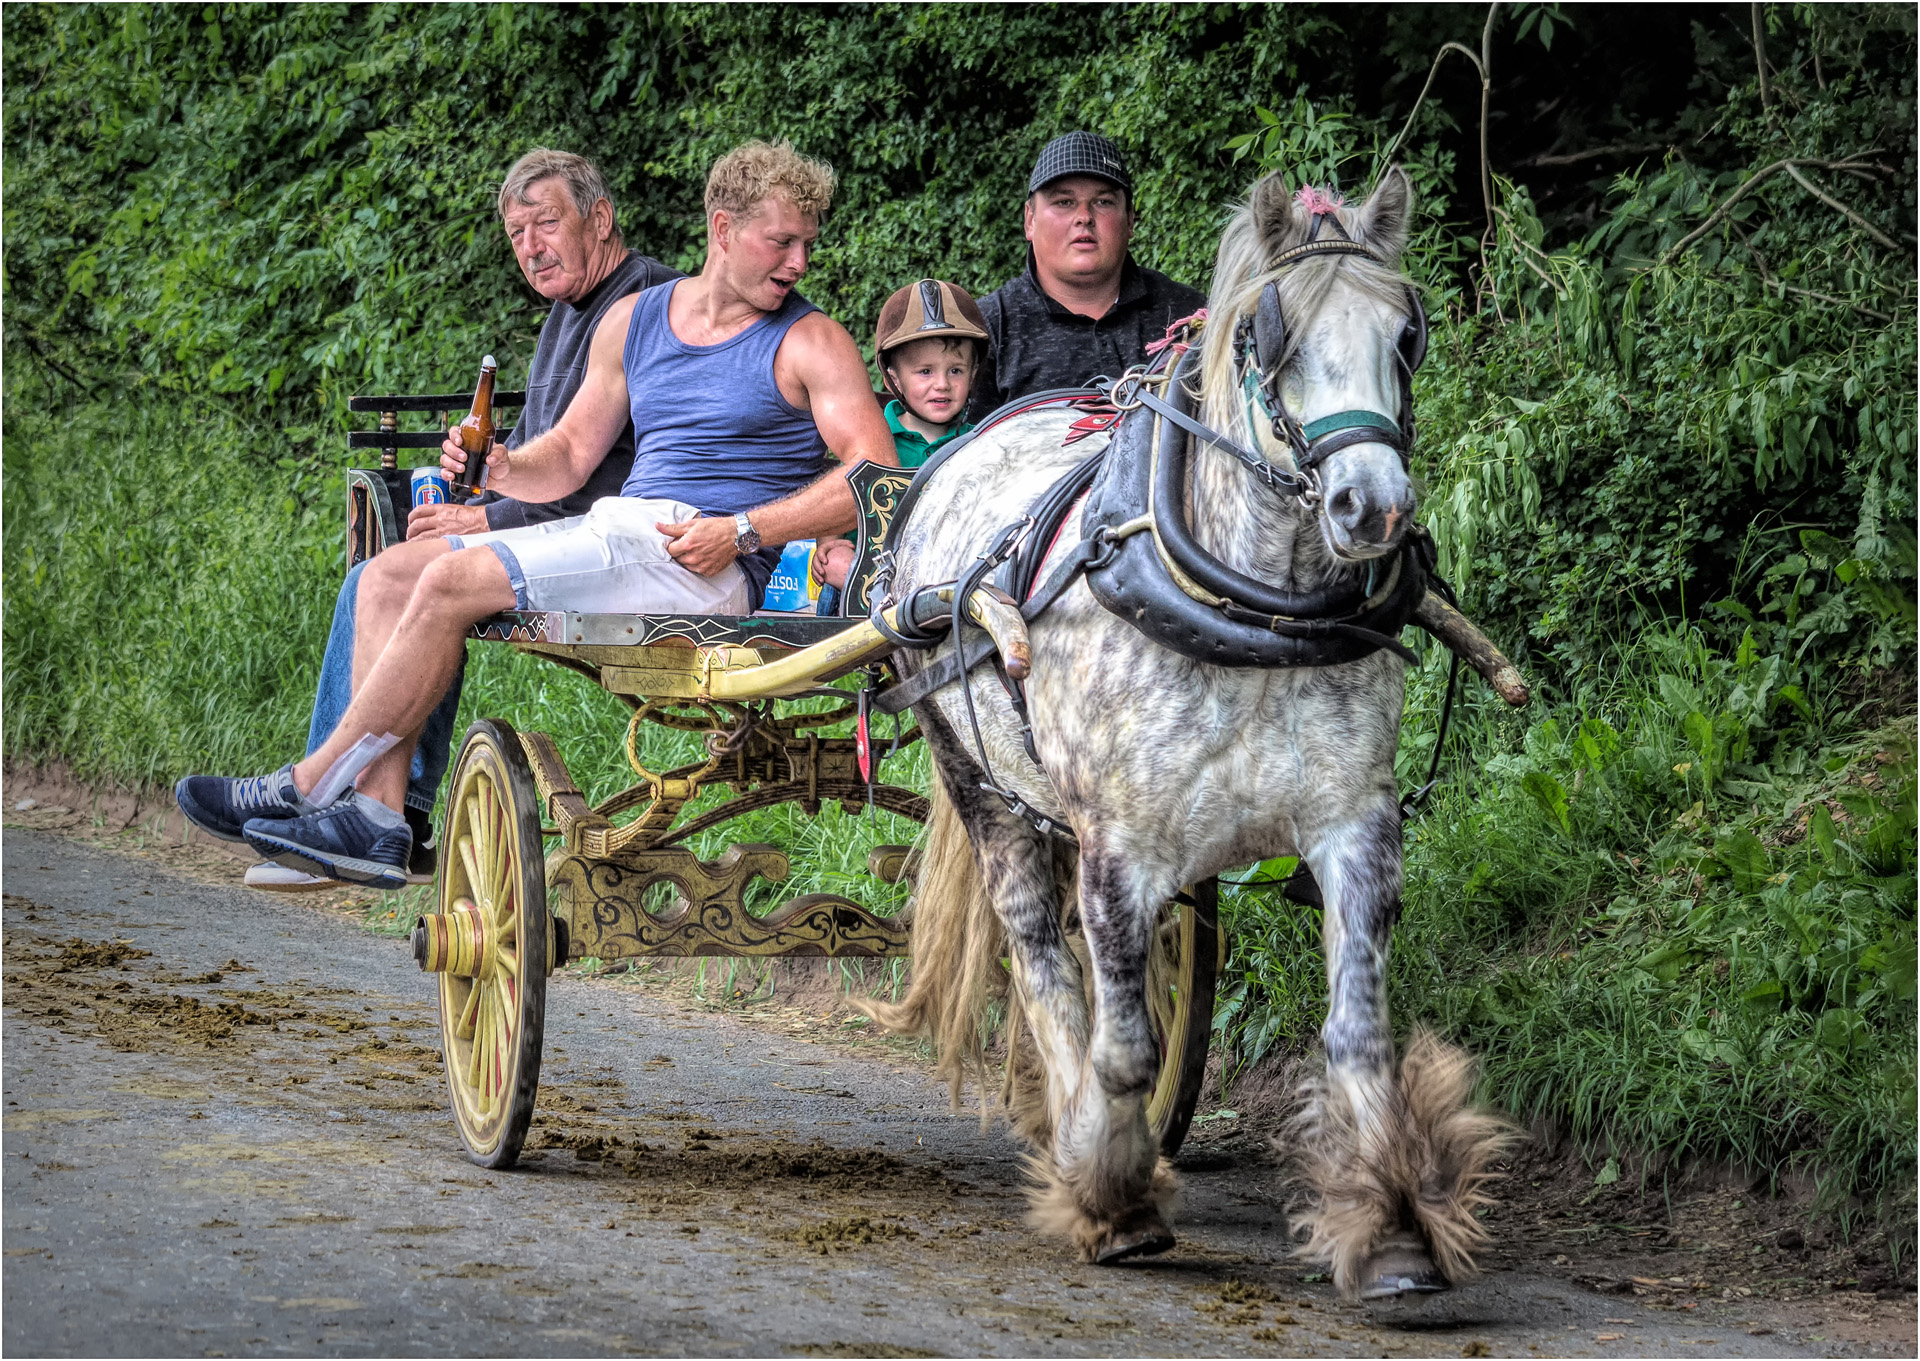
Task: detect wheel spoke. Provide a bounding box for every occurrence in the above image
[488,805,515,928]
[492,986,514,1087]
[466,789,491,892]
[496,945,519,977]
[456,979,480,1040]
[468,986,490,1103]
[457,834,483,904]
[481,986,503,1110]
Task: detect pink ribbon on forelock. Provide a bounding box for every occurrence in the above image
[1294,185,1345,217]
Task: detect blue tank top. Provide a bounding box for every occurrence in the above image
[621,281,830,607]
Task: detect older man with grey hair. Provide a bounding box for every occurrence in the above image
[415,147,683,536]
[219,148,679,891]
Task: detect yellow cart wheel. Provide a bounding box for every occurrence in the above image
[420,718,550,1169]
[1143,878,1222,1157]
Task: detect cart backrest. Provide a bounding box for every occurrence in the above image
[347,389,527,468]
[344,389,527,566]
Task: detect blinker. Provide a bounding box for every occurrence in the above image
[1398,290,1428,374]
[1253,281,1287,375]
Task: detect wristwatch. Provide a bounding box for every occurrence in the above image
[732,512,762,555]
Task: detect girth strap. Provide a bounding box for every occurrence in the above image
[875,533,1102,717]
[875,458,1105,721]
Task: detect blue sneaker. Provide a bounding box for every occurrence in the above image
[243,794,413,891]
[175,764,321,844]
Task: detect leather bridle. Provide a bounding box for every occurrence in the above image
[1233,215,1429,482]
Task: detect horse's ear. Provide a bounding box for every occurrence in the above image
[1251,171,1295,249]
[1355,166,1413,262]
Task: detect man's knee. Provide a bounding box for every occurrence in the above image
[359,540,441,612]
[414,546,513,622]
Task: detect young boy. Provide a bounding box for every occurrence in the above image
[813,279,989,609]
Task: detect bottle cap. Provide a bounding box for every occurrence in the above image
[482,354,496,369]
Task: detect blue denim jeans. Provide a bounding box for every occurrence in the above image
[307,560,464,816]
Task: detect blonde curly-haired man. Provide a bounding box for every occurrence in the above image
[176,140,899,890]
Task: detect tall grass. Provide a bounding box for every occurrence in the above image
[5,397,337,782]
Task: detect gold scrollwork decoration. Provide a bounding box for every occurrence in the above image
[549,844,910,959]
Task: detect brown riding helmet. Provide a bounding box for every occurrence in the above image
[873,279,989,400]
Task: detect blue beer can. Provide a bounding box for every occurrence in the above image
[411,465,451,507]
[759,539,816,613]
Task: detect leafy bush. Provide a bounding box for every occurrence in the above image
[1221,619,1916,1215]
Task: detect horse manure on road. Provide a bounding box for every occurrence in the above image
[4,927,384,1055]
[784,1215,919,1254]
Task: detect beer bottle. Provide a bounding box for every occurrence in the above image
[452,355,498,497]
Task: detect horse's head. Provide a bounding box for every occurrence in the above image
[1203,168,1424,562]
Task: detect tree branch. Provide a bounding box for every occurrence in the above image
[1380,40,1484,169]
[1476,4,1498,244]
[1661,157,1894,262]
[1493,205,1561,290]
[1751,3,1771,111]
[1515,143,1667,169]
[1782,162,1899,250]
[1779,284,1893,324]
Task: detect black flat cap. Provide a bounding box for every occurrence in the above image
[1027,131,1133,197]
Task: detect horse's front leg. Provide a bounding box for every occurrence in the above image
[1030,838,1179,1264]
[1295,797,1511,1300]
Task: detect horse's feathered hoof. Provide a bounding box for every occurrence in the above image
[1358,1234,1451,1299]
[1092,1206,1176,1265]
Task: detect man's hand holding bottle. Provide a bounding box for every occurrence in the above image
[411,352,505,541]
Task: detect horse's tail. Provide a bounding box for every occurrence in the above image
[853,775,1012,1124]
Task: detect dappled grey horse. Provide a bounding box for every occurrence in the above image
[867,169,1508,1299]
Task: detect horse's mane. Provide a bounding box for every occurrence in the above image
[1199,172,1414,439]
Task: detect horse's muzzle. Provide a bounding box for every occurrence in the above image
[1323,468,1416,559]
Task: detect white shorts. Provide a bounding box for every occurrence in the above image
[445,497,750,615]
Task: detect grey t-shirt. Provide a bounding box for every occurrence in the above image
[478,249,683,530]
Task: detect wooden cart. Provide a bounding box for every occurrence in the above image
[346,389,1223,1170]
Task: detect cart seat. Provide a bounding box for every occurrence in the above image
[468,609,856,651]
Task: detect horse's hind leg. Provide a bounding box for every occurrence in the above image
[914,713,1092,1175]
[1033,838,1180,1264]
[1293,798,1512,1300]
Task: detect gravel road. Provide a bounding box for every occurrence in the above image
[1,827,1897,1358]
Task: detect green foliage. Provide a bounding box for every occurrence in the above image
[2,2,1342,416]
[1221,622,1917,1213]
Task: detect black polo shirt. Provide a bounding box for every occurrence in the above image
[967,253,1207,420]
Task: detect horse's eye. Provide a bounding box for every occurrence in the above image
[1279,369,1307,416]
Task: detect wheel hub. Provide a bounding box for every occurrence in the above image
[412,896,492,976]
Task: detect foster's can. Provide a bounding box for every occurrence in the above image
[411,465,451,507]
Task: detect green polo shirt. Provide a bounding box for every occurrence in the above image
[885,400,973,469]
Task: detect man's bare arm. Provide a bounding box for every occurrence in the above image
[439,294,637,504]
[659,311,897,574]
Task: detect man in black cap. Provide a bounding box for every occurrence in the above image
[966,131,1206,419]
